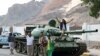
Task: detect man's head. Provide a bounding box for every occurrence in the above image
[28,32,31,37]
[40,31,44,37]
[62,19,66,23]
[62,19,65,21]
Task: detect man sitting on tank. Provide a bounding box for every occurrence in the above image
[39,31,48,56]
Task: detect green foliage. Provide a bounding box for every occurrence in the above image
[81,0,89,4]
[81,0,100,18]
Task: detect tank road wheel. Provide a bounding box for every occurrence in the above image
[21,42,27,54]
[15,41,22,53]
[75,43,87,56]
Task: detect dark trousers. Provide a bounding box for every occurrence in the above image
[60,23,67,30]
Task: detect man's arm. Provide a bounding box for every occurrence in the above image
[66,18,73,23]
[56,17,61,23]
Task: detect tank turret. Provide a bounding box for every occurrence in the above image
[31,24,98,39]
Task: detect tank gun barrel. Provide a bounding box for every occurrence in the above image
[63,29,98,34]
[47,29,98,36]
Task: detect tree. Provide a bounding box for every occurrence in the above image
[81,0,100,18]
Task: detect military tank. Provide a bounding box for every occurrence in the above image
[15,19,98,56]
[14,24,45,54]
[14,25,38,54]
[31,25,98,56]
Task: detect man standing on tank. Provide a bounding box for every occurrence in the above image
[56,17,73,31]
[8,26,15,55]
[26,32,34,56]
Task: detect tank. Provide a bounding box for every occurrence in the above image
[31,26,98,56]
[14,19,98,56]
[14,24,45,54]
[14,25,38,54]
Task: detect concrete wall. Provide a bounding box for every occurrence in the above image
[82,23,100,41]
[1,26,25,35]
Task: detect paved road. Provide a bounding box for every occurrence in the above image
[89,49,100,56]
[0,46,26,56]
[0,46,100,56]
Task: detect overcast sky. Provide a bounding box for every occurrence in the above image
[0,0,42,16]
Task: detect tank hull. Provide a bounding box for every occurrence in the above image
[15,36,87,56]
[52,43,87,56]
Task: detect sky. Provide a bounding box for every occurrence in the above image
[0,0,43,16]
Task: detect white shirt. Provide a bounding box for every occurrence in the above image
[26,35,34,45]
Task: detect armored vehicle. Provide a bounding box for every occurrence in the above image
[14,19,98,56]
[31,26,98,56]
[15,24,43,54]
